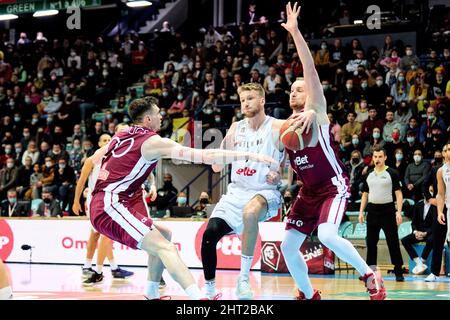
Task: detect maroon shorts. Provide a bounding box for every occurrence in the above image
[90,191,154,249]
[286,180,349,235]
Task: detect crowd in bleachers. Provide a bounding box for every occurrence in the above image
[0,5,449,218]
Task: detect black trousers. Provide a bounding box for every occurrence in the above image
[366,204,404,272]
[401,233,433,260]
[430,209,448,276]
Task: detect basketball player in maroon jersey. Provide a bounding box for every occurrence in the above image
[279,2,386,300]
[89,96,277,300]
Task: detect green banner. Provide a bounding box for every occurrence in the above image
[0,0,102,15]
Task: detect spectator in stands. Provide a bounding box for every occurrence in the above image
[156,173,178,212]
[346,50,369,74]
[400,45,420,71]
[252,55,269,76]
[16,156,33,199]
[383,111,404,143]
[55,158,75,214]
[0,189,29,217]
[346,150,365,202]
[194,191,211,218]
[368,75,390,106]
[384,128,405,166]
[363,127,385,162]
[392,148,408,190]
[405,149,431,202]
[419,106,446,144]
[400,194,434,275]
[355,99,369,123]
[40,156,56,195]
[394,100,412,126]
[423,125,446,160]
[361,107,384,141]
[168,91,186,117]
[337,79,359,106]
[328,112,341,148]
[359,146,404,281]
[28,163,43,200]
[36,187,61,218]
[0,158,18,200]
[408,73,429,115]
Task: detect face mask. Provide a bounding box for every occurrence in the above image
[392,132,400,140]
[284,196,292,203]
[200,198,209,204]
[352,138,359,145]
[89,71,94,77]
[59,164,66,169]
[322,84,330,91]
[43,198,51,204]
[437,76,443,82]
[259,59,266,65]
[5,149,11,154]
[321,44,327,50]
[346,84,352,90]
[14,116,20,122]
[414,155,422,163]
[204,108,213,115]
[6,162,14,169]
[395,153,403,161]
[177,197,187,205]
[277,59,284,64]
[32,118,39,125]
[398,76,405,82]
[23,132,30,138]
[361,82,368,89]
[372,132,380,139]
[406,50,412,56]
[8,197,16,204]
[9,101,15,107]
[163,181,172,188]
[411,65,417,70]
[37,73,43,79]
[243,63,250,68]
[15,148,22,154]
[53,96,59,102]
[428,115,435,120]
[47,117,53,123]
[376,80,383,87]
[177,94,183,100]
[162,91,169,97]
[435,157,443,164]
[70,52,76,57]
[236,112,242,118]
[215,117,221,123]
[407,136,415,143]
[106,114,113,120]
[73,144,80,150]
[45,161,52,168]
[123,117,129,123]
[186,79,193,85]
[103,71,108,77]
[160,111,167,117]
[25,97,31,104]
[53,150,60,155]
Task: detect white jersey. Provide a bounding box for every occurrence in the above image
[442,163,450,208]
[228,116,283,195]
[88,163,101,192]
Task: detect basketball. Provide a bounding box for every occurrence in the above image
[280,117,318,151]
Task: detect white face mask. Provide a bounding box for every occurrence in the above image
[6,162,14,169]
[413,155,422,163]
[376,80,383,87]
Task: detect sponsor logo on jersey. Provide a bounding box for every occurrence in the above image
[294,155,309,166]
[287,218,303,227]
[97,169,110,181]
[236,167,257,176]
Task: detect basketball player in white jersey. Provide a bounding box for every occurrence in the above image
[201,82,316,299]
[280,2,386,300]
[73,129,135,285]
[0,260,12,299]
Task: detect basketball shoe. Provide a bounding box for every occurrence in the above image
[359,271,387,300]
[236,276,253,300]
[295,289,321,300]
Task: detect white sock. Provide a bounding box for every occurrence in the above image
[205,279,216,295]
[83,259,92,269]
[96,265,103,274]
[281,229,314,299]
[318,223,372,276]
[109,260,118,270]
[0,286,12,300]
[146,281,160,299]
[185,284,203,300]
[240,255,253,278]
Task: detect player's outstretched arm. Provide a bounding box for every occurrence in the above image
[72,158,94,215]
[212,122,238,172]
[281,2,326,114]
[142,135,278,168]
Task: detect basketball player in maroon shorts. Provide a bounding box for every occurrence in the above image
[89,96,277,300]
[279,2,386,300]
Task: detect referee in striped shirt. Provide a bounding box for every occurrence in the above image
[359,146,405,281]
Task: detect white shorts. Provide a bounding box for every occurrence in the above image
[210,187,281,235]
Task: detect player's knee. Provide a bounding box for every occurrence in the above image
[280,240,293,256]
[317,226,337,246]
[242,209,258,226]
[202,227,219,246]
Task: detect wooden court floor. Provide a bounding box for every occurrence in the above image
[3,263,450,300]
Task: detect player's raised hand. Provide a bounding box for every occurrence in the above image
[281,2,301,33]
[289,109,316,134]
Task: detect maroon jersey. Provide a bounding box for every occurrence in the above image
[93,125,158,199]
[287,124,348,190]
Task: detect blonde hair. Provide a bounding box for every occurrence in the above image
[237,83,265,97]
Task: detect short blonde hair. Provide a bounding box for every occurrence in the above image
[237,83,265,97]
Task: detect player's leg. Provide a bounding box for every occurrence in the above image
[82,229,100,277]
[316,196,385,299]
[140,227,206,299]
[201,217,233,298]
[0,260,12,300]
[145,223,172,299]
[280,229,316,299]
[237,195,268,299]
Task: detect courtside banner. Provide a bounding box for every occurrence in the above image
[0,219,269,269]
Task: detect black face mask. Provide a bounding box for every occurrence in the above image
[435,157,443,164]
[163,181,172,188]
[43,198,51,204]
[351,158,360,164]
[284,196,292,203]
[200,198,209,204]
